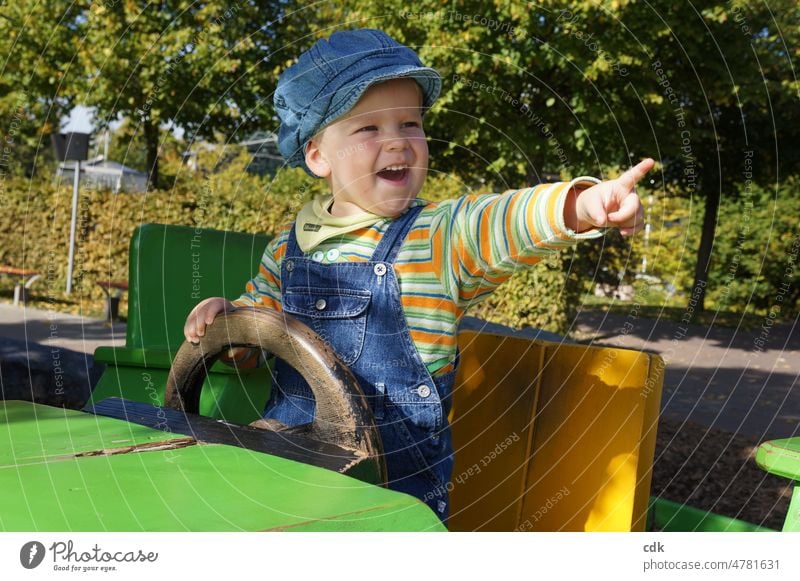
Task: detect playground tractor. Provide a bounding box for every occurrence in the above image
[2,224,797,532]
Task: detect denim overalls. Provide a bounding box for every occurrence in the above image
[263,205,455,522]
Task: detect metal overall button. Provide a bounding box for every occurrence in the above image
[417,384,431,398]
[315,298,327,310]
[374,263,387,276]
[285,260,294,272]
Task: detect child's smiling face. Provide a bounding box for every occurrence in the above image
[304,78,429,217]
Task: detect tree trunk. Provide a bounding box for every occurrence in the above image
[143,118,159,189]
[690,185,721,318]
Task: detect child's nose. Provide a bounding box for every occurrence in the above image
[380,130,409,151]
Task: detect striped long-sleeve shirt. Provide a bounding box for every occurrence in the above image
[233,178,602,376]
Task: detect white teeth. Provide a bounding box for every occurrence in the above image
[382,164,408,171]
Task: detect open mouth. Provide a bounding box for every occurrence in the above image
[376,164,409,183]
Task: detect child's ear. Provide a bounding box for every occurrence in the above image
[304,138,331,178]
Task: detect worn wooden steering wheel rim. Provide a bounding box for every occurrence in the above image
[164,307,385,479]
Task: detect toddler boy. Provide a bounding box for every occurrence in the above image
[184,28,652,523]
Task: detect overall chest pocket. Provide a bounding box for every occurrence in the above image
[282,287,371,366]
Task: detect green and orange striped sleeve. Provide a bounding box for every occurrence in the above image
[232,224,292,312]
[429,178,603,308]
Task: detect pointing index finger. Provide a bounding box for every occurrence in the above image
[617,158,655,190]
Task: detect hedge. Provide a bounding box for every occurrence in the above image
[0,152,581,334]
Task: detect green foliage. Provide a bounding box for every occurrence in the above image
[0,153,317,315]
[318,0,800,189]
[0,162,579,333]
[306,0,800,316]
[705,178,800,316]
[0,1,80,175]
[4,1,799,327]
[575,179,800,321]
[75,0,299,185]
[1,1,312,185]
[471,253,575,334]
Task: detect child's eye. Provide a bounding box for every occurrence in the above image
[357,125,377,132]
[402,121,421,129]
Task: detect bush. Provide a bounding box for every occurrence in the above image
[708,178,800,316]
[572,178,800,321]
[0,154,579,333]
[0,152,326,316]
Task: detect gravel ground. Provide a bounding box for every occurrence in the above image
[652,419,793,530]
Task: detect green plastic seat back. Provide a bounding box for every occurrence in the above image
[127,223,271,350]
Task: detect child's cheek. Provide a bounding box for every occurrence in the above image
[420,137,429,159]
[362,138,381,155]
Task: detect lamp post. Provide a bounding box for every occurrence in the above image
[51,132,91,295]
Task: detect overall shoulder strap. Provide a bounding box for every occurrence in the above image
[283,222,303,259]
[371,204,425,264]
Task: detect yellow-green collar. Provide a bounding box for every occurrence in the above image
[295,195,385,252]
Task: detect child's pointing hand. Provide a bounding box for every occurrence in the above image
[566,158,654,236]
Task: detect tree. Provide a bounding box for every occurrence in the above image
[2,1,316,187]
[302,0,800,315]
[0,1,81,176]
[76,1,303,188]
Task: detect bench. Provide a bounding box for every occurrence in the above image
[96,279,128,322]
[0,265,41,306]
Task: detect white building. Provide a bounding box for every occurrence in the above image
[56,156,149,193]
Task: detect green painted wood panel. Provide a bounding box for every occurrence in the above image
[0,444,443,531]
[0,401,188,467]
[756,438,800,481]
[0,401,444,531]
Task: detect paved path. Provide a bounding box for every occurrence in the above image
[0,304,126,408]
[572,310,799,440]
[1,302,797,441]
[0,304,125,355]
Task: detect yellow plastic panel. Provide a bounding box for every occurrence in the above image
[448,331,663,532]
[447,332,544,531]
[522,344,662,531]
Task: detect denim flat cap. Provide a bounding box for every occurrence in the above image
[274,28,441,175]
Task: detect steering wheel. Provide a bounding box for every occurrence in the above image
[164,307,386,484]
